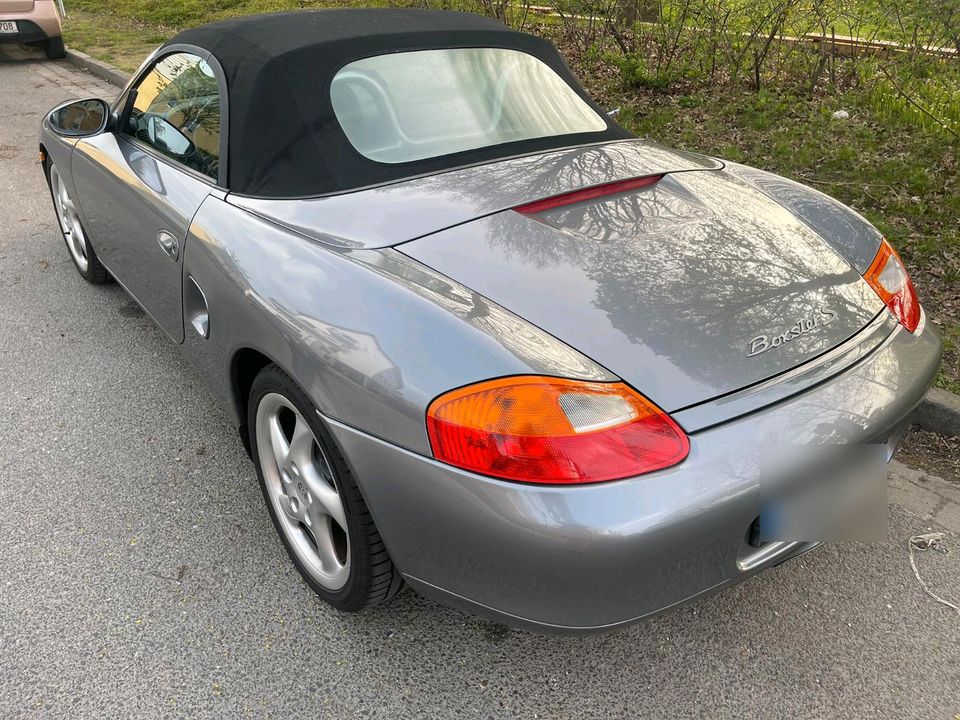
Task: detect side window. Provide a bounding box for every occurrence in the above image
[123,52,221,181]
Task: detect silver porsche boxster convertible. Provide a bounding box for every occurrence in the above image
[39,9,941,633]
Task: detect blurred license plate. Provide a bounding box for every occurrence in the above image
[759,444,888,542]
[0,22,18,33]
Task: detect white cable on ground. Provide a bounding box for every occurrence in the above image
[908,533,960,617]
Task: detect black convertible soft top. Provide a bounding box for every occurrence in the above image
[165,9,628,197]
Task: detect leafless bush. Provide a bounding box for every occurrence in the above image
[477,0,511,21]
[469,0,960,96]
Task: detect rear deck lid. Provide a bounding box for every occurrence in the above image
[227,139,722,248]
[400,169,885,412]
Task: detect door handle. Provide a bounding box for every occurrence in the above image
[157,230,179,261]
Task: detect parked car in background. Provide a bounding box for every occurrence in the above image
[37,9,942,634]
[0,0,64,59]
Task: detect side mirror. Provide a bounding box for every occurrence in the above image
[47,98,111,138]
[145,114,195,158]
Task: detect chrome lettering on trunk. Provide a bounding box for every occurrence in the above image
[748,307,837,357]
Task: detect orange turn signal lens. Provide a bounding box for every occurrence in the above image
[426,376,689,484]
[864,238,920,333]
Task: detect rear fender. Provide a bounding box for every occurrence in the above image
[722,161,883,273]
[179,195,612,456]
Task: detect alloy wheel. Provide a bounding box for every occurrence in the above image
[49,164,89,273]
[255,393,351,590]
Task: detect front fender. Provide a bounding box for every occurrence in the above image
[38,112,78,187]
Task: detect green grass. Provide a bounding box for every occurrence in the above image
[62,1,442,70]
[59,2,960,392]
[62,11,167,70]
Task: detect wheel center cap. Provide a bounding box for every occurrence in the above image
[288,465,307,499]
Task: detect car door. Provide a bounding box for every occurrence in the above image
[71,50,225,343]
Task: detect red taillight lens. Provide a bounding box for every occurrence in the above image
[426,376,689,484]
[864,238,921,333]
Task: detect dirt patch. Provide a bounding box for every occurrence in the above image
[898,426,960,483]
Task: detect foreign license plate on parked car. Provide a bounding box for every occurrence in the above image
[0,21,18,33]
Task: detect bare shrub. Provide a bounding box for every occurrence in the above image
[467,0,958,102]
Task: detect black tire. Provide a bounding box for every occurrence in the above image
[248,364,404,611]
[45,36,66,60]
[44,159,110,284]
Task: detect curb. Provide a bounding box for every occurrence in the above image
[64,48,128,88]
[889,460,960,534]
[915,387,960,438]
[52,47,960,439]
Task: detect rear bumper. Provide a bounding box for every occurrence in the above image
[0,2,61,44]
[325,314,941,634]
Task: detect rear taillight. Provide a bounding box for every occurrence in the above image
[426,376,689,484]
[864,238,921,333]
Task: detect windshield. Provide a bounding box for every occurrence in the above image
[330,47,608,164]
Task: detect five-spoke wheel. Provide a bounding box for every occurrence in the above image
[256,392,351,590]
[46,160,109,283]
[248,364,403,610]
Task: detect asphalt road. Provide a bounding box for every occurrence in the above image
[1,46,959,720]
